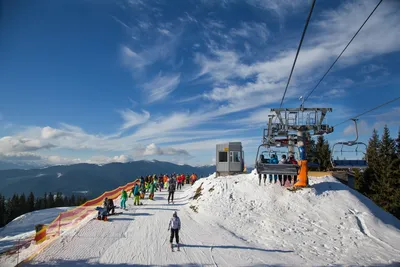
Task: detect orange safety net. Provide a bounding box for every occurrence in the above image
[45,179,139,238]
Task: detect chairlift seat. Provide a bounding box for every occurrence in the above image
[256,163,299,175]
[332,160,367,169]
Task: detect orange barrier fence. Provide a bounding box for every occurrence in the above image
[46,179,139,237]
[1,179,140,262]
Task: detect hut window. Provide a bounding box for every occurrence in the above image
[219,152,228,162]
[233,151,241,162]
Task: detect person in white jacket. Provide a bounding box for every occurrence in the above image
[168,211,181,251]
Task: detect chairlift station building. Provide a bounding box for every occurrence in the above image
[216,142,244,177]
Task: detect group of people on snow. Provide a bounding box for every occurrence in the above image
[95,172,197,221]
[258,154,298,186]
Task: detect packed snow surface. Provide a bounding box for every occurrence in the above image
[7,173,400,266]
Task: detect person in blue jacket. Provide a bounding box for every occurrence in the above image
[269,154,279,183]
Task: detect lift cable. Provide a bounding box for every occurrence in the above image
[303,0,384,104]
[279,0,316,108]
[333,96,400,128]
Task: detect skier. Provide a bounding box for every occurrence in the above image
[120,189,127,209]
[149,179,156,200]
[168,177,176,204]
[132,183,141,205]
[185,174,190,185]
[177,175,183,190]
[158,174,163,192]
[168,211,181,251]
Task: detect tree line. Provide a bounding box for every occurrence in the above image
[354,126,400,220]
[0,192,87,227]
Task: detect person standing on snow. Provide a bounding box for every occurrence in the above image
[149,177,157,200]
[120,189,127,209]
[168,211,181,251]
[134,183,141,205]
[168,177,176,204]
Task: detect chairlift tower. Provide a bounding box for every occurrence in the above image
[256,107,333,188]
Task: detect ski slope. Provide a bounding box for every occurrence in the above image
[11,173,400,266]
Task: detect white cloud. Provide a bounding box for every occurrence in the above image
[41,126,73,139]
[119,109,150,130]
[87,154,132,164]
[143,143,190,156]
[157,28,171,36]
[193,0,400,113]
[236,108,274,125]
[143,73,181,103]
[0,136,55,153]
[343,120,370,136]
[0,152,43,161]
[246,0,307,18]
[230,21,269,43]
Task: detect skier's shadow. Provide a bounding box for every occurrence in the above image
[181,244,293,253]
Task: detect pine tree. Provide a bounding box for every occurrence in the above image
[69,194,76,206]
[55,192,63,207]
[42,193,48,209]
[19,193,27,215]
[27,192,35,212]
[315,135,331,171]
[48,192,55,208]
[34,197,42,211]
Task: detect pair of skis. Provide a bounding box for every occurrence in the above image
[171,244,180,252]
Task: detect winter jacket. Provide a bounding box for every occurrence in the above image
[279,158,288,164]
[133,185,140,196]
[168,180,176,192]
[149,182,156,193]
[289,158,298,165]
[169,216,181,230]
[121,190,127,200]
[270,157,279,164]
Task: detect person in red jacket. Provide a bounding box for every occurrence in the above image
[177,174,183,190]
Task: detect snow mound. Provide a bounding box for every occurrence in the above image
[186,173,400,266]
[0,207,72,253]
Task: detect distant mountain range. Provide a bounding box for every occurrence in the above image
[0,161,216,198]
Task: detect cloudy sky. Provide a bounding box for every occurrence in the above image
[0,0,399,167]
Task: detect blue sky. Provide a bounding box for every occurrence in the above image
[0,0,399,167]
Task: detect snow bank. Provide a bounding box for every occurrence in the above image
[185,173,400,266]
[0,207,73,266]
[0,207,72,252]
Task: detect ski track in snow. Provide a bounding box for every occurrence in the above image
[18,173,400,266]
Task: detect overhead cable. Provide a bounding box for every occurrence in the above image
[303,0,384,103]
[333,96,400,128]
[279,0,316,108]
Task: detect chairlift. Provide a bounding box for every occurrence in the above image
[331,119,368,170]
[255,145,300,176]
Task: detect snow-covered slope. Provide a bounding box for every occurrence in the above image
[0,207,72,254]
[187,173,400,265]
[3,173,400,266]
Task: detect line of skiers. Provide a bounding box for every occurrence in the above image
[95,173,198,220]
[258,154,298,186]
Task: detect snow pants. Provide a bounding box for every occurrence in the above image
[120,198,126,209]
[168,191,175,203]
[170,229,179,243]
[134,195,140,205]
